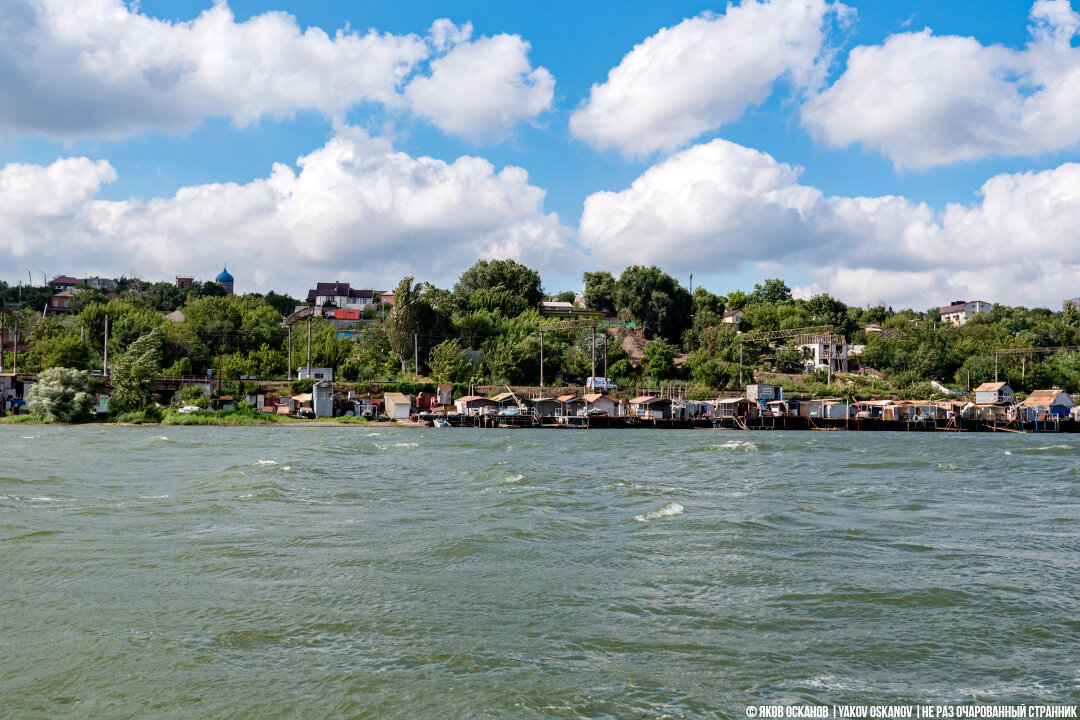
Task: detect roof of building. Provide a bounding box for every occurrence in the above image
[455,395,493,404]
[939,301,968,314]
[306,282,374,303]
[384,392,411,404]
[723,309,743,318]
[556,394,581,403]
[630,396,669,405]
[1021,389,1073,407]
[582,393,610,402]
[215,267,234,283]
[51,275,80,285]
[974,382,1009,392]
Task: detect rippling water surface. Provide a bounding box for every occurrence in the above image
[2,427,1079,718]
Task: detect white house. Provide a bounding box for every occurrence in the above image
[306,282,376,309]
[798,341,850,374]
[974,381,1013,404]
[939,300,992,327]
[721,309,744,327]
[297,367,333,382]
[629,396,672,419]
[582,393,616,416]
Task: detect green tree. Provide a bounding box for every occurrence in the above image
[642,337,678,382]
[29,334,95,371]
[428,339,469,382]
[453,259,543,309]
[613,266,692,342]
[385,276,425,373]
[110,332,163,409]
[749,278,792,305]
[583,271,616,314]
[25,368,93,423]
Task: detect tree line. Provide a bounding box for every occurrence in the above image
[5,261,1080,417]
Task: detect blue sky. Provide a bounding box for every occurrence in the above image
[2,0,1079,309]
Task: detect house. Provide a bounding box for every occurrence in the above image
[383,392,412,420]
[721,309,744,327]
[714,397,751,418]
[356,397,383,419]
[629,396,672,419]
[540,301,575,314]
[214,395,236,411]
[176,276,194,290]
[50,275,81,291]
[860,324,885,335]
[746,384,782,402]
[556,394,586,416]
[297,367,333,382]
[938,300,992,327]
[454,395,497,415]
[491,392,525,414]
[974,382,1013,404]
[808,399,853,418]
[855,399,892,419]
[306,282,376,309]
[436,384,453,407]
[582,393,616,416]
[83,276,116,291]
[529,396,559,416]
[1021,389,1075,418]
[48,288,79,313]
[798,341,850,374]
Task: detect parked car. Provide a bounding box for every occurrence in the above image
[585,376,617,391]
[178,405,203,414]
[296,408,315,419]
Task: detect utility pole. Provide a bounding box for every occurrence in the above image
[739,344,743,386]
[306,317,312,379]
[0,312,5,373]
[994,353,998,382]
[603,331,608,378]
[414,333,418,377]
[287,326,293,380]
[591,326,596,380]
[539,331,544,387]
[102,314,107,377]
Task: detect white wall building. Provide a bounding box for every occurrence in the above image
[939,300,992,327]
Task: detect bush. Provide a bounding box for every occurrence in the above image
[25,367,94,423]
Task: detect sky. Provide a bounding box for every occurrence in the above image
[2,0,1079,310]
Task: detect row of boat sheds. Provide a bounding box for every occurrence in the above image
[402,382,1080,432]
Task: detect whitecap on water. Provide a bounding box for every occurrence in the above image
[139,494,169,499]
[695,440,758,452]
[281,466,291,471]
[502,473,526,484]
[634,502,684,522]
[375,442,418,450]
[253,460,278,466]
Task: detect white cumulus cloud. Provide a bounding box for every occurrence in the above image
[0,131,575,293]
[406,31,554,141]
[569,0,852,156]
[578,138,1080,308]
[0,1,553,142]
[803,0,1080,170]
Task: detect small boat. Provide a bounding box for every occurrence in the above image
[433,417,450,428]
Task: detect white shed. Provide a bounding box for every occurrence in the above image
[383,392,412,420]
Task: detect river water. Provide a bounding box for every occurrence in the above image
[1,427,1078,718]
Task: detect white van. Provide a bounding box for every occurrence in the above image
[585,377,617,391]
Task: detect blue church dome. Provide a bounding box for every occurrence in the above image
[215,266,234,283]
